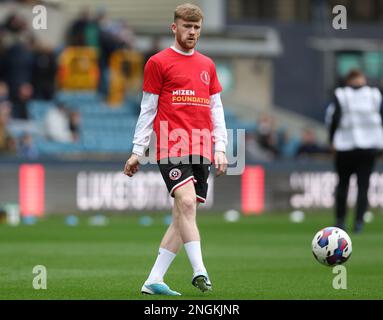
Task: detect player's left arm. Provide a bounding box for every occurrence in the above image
[377,88,383,127]
[210,92,228,176]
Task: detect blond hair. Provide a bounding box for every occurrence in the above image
[174,3,204,22]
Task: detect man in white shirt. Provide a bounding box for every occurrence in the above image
[326,70,383,233]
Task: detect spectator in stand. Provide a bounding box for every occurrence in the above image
[1,12,34,51]
[12,83,33,119]
[144,36,161,65]
[0,24,7,81]
[67,8,100,48]
[31,44,57,100]
[295,128,329,159]
[276,127,291,158]
[0,82,13,126]
[17,132,38,159]
[96,8,117,96]
[67,8,90,46]
[104,18,136,50]
[44,103,80,143]
[0,98,9,150]
[69,110,81,142]
[0,95,15,153]
[0,81,9,101]
[256,114,279,158]
[245,129,275,162]
[1,13,34,119]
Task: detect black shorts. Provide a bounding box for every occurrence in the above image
[157,155,211,203]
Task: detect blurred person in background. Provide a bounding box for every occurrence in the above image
[245,129,275,162]
[0,95,16,154]
[2,12,30,46]
[99,15,136,96]
[275,127,292,159]
[12,82,33,119]
[67,8,98,47]
[66,7,136,97]
[95,8,121,97]
[0,81,9,101]
[31,44,57,100]
[17,132,38,159]
[295,128,329,159]
[144,36,161,65]
[1,13,34,119]
[103,17,136,50]
[0,24,7,81]
[69,109,81,142]
[256,114,279,159]
[0,82,12,152]
[44,102,77,143]
[326,70,383,233]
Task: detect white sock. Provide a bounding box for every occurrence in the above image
[145,248,177,284]
[184,241,207,274]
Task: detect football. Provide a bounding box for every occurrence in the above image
[311,227,352,266]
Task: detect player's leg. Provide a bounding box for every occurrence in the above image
[188,157,212,292]
[334,151,353,230]
[144,206,183,282]
[153,157,209,292]
[173,181,210,292]
[157,159,199,245]
[141,204,182,295]
[354,150,375,233]
[141,158,194,295]
[159,221,183,253]
[173,181,200,243]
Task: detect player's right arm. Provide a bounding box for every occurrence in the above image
[325,93,341,148]
[124,58,163,177]
[124,92,159,177]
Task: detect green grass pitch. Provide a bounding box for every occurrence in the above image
[0,211,382,300]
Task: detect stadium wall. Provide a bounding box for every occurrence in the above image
[1,161,383,216]
[61,0,220,31]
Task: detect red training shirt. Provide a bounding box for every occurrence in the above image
[143,47,222,161]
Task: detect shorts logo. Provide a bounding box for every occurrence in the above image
[200,71,210,85]
[169,168,182,181]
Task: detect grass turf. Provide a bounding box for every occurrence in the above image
[0,211,382,300]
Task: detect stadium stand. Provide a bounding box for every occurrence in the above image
[25,91,258,156]
[26,92,140,154]
[0,1,332,162]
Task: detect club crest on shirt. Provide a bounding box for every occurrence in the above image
[169,168,182,181]
[200,71,210,85]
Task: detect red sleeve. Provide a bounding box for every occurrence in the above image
[209,62,222,96]
[142,58,163,94]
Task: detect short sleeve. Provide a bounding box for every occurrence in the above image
[209,62,222,96]
[142,58,163,95]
